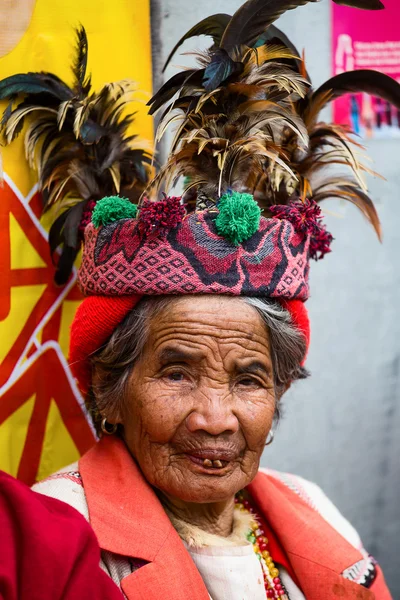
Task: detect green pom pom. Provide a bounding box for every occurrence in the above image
[215,191,261,246]
[92,196,137,228]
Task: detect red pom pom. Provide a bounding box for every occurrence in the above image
[309,225,333,261]
[78,199,97,239]
[270,198,321,235]
[269,198,333,260]
[139,194,185,237]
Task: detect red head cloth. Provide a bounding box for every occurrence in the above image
[69,295,309,394]
[69,295,141,394]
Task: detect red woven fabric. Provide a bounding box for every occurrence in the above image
[69,295,309,393]
[79,215,310,300]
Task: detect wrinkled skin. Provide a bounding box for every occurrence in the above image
[112,296,280,535]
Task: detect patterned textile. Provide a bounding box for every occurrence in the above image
[78,212,310,300]
[342,551,377,588]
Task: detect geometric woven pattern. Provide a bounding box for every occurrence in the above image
[79,211,310,300]
[342,551,377,589]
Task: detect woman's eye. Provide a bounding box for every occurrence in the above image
[167,372,185,382]
[238,377,259,387]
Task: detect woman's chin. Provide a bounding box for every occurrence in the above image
[158,470,246,504]
[165,485,239,504]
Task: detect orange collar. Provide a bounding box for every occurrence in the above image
[79,436,375,600]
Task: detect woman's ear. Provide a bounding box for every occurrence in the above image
[91,367,124,425]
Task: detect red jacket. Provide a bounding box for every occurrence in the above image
[0,470,122,600]
[71,436,392,600]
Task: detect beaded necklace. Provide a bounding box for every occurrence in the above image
[235,492,290,600]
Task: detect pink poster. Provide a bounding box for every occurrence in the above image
[332,0,400,139]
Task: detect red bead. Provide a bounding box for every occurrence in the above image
[243,500,250,508]
[266,590,275,598]
[275,586,284,595]
[259,540,268,551]
[273,578,281,585]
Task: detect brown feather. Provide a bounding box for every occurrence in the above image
[149,4,392,243]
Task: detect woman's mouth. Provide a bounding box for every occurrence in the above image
[184,449,240,472]
[187,455,229,469]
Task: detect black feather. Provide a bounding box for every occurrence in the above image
[126,150,150,183]
[54,246,80,286]
[220,0,384,53]
[0,96,16,128]
[79,120,107,144]
[333,0,384,8]
[61,201,87,249]
[48,206,75,257]
[148,69,203,114]
[163,14,232,73]
[203,49,241,91]
[50,202,86,285]
[220,0,317,52]
[313,69,400,108]
[0,73,72,101]
[39,131,65,169]
[0,25,151,284]
[73,25,91,95]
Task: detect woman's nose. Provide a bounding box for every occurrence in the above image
[185,395,239,436]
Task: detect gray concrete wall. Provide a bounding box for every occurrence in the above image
[151,1,400,595]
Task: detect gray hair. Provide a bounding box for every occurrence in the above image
[88,296,309,432]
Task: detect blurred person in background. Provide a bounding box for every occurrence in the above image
[0,470,122,600]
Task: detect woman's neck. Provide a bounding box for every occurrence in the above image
[158,492,236,537]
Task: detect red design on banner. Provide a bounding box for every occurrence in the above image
[0,344,94,484]
[0,176,95,484]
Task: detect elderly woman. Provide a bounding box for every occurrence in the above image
[31,1,397,599]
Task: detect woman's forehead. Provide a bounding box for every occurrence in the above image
[149,296,265,333]
[145,297,271,356]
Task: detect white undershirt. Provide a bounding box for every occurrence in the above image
[187,543,306,600]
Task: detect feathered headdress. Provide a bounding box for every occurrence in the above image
[147,0,399,256]
[67,0,400,395]
[0,26,152,284]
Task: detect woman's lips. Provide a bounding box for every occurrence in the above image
[187,455,229,469]
[185,449,239,470]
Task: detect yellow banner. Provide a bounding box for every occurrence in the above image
[0,0,153,484]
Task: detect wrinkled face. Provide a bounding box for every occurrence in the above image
[121,296,276,504]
